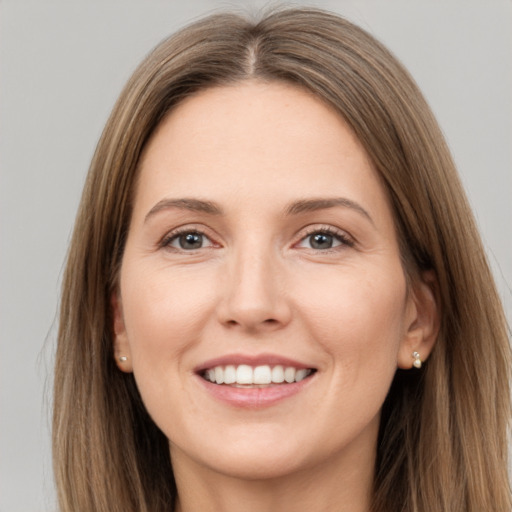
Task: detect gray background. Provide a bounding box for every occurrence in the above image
[1,1,510,510]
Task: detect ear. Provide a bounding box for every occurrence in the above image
[111,290,133,373]
[397,270,440,369]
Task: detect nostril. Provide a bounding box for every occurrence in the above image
[223,317,280,330]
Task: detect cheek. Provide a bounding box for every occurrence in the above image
[297,263,407,375]
[120,264,218,368]
[298,265,408,443]
[119,264,222,429]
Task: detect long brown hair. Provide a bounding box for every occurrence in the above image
[53,8,511,511]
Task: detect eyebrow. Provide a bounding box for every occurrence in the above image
[144,198,223,222]
[144,196,373,224]
[285,197,374,224]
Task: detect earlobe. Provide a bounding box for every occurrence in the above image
[111,291,133,373]
[397,270,440,370]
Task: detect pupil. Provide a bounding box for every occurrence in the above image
[311,233,333,249]
[179,232,202,249]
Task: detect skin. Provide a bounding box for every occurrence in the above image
[113,81,438,512]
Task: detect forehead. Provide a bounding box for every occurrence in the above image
[134,81,391,224]
[144,81,368,161]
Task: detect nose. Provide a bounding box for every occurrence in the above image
[216,247,292,332]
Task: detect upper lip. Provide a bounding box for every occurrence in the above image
[194,353,315,373]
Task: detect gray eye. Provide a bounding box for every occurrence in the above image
[309,233,334,249]
[174,232,205,250]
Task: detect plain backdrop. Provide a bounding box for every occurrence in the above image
[1,1,511,510]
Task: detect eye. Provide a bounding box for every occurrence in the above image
[163,230,215,251]
[296,228,353,251]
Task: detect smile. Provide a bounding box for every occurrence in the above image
[202,364,315,386]
[195,355,317,408]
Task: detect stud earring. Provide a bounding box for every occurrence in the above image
[119,356,128,363]
[412,351,422,369]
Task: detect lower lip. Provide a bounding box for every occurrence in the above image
[196,375,314,409]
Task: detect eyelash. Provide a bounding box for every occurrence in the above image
[296,226,354,252]
[159,226,216,251]
[159,225,354,252]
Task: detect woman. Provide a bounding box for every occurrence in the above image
[53,7,511,511]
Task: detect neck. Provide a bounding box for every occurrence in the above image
[172,435,376,512]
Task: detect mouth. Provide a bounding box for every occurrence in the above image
[200,364,317,387]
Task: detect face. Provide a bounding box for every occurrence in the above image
[113,81,436,482]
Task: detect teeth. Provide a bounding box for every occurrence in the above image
[224,365,236,384]
[214,366,224,384]
[284,367,295,383]
[253,365,272,384]
[203,364,313,385]
[236,364,253,384]
[271,365,285,383]
[295,369,309,382]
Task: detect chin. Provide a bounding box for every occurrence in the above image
[170,427,317,481]
[204,451,310,481]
